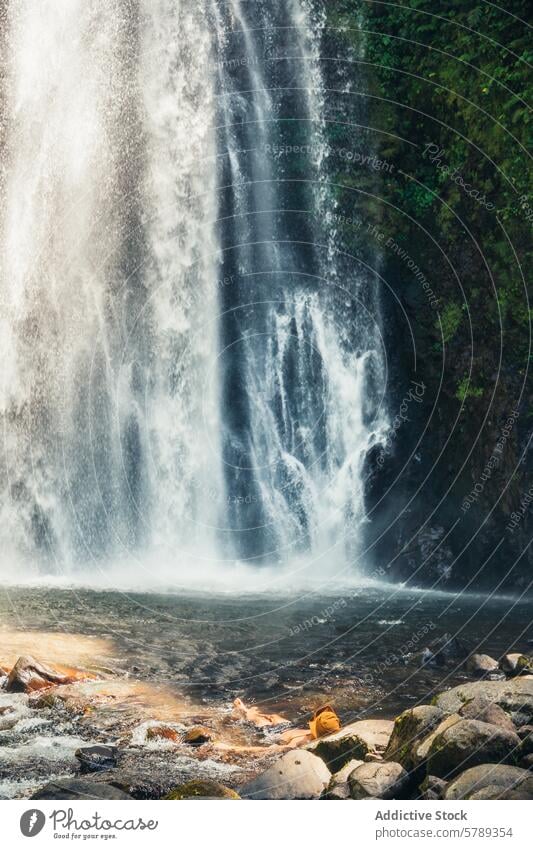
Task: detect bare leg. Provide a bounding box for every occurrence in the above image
[233,698,287,728]
[277,728,313,748]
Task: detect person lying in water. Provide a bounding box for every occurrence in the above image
[233,698,341,748]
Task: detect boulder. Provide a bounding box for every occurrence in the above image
[241,750,331,800]
[31,779,132,800]
[419,774,447,800]
[433,677,533,726]
[458,698,516,733]
[323,759,364,799]
[146,725,180,742]
[183,726,214,746]
[307,719,393,770]
[166,780,240,800]
[465,654,499,677]
[519,754,533,771]
[75,745,118,774]
[445,764,530,800]
[427,719,520,779]
[385,705,445,770]
[6,655,96,693]
[348,761,409,800]
[413,714,462,766]
[500,654,533,676]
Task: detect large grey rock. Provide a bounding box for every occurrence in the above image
[241,750,331,800]
[500,654,533,677]
[307,719,393,770]
[433,677,533,726]
[32,779,133,800]
[323,759,364,799]
[458,697,517,733]
[465,654,499,677]
[427,719,520,779]
[413,714,462,766]
[445,764,530,800]
[348,761,409,800]
[385,705,445,770]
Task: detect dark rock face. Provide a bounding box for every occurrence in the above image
[427,720,521,779]
[6,655,91,693]
[348,761,409,800]
[75,745,118,774]
[240,751,331,800]
[31,779,133,800]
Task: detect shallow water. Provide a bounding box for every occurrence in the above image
[2,584,531,722]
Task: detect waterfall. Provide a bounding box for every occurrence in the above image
[214,0,388,571]
[0,0,387,584]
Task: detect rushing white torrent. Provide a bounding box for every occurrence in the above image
[0,0,388,585]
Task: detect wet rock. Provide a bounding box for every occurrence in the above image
[364,752,383,763]
[307,719,393,770]
[421,633,470,667]
[241,750,331,800]
[427,719,521,779]
[75,745,118,774]
[322,759,364,799]
[500,654,533,677]
[419,774,447,800]
[433,677,533,726]
[31,779,133,800]
[166,780,240,800]
[465,654,499,677]
[385,705,445,770]
[348,761,409,800]
[458,698,517,733]
[6,655,96,694]
[183,726,214,746]
[445,764,530,800]
[146,725,180,743]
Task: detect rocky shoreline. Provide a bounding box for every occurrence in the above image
[1,642,533,801]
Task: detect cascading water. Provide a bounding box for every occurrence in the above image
[214,0,389,571]
[0,0,388,584]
